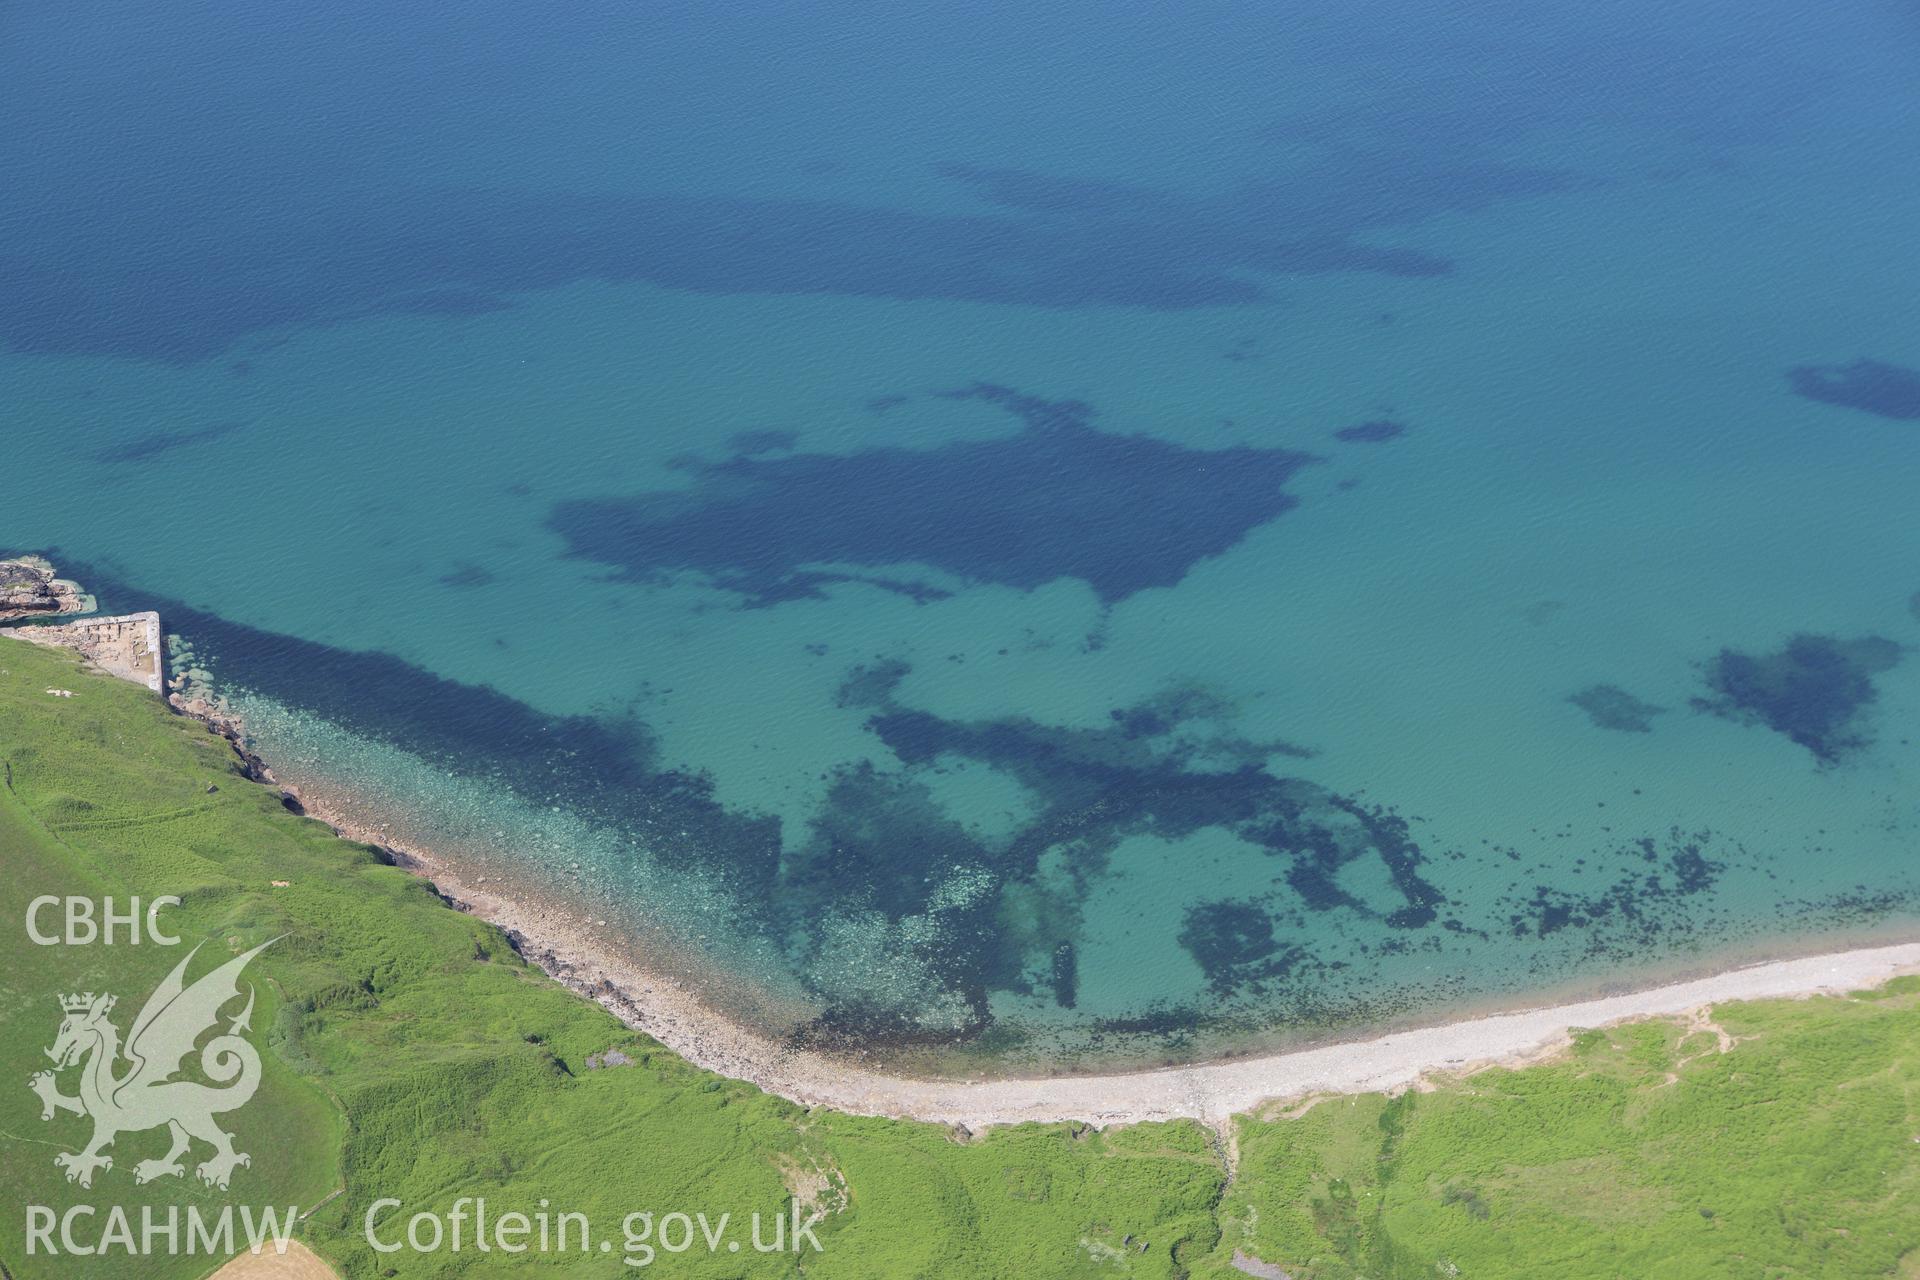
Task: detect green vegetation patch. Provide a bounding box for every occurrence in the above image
[1208,998,1920,1279]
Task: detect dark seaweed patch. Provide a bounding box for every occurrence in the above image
[63,562,787,895]
[2,0,1812,367]
[1783,885,1920,934]
[1,146,1549,361]
[0,183,1282,362]
[1694,634,1904,763]
[774,676,1452,1020]
[1050,943,1078,1010]
[937,157,1581,280]
[727,429,797,456]
[1787,359,1920,421]
[1179,901,1302,995]
[547,385,1318,605]
[90,422,244,464]
[834,658,912,709]
[1108,685,1230,740]
[387,288,514,317]
[787,763,986,920]
[1568,684,1666,733]
[1503,830,1732,945]
[1332,420,1407,443]
[61,559,1854,1058]
[863,690,1446,933]
[789,999,991,1055]
[437,563,496,589]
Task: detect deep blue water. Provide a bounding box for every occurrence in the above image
[5,0,1919,1066]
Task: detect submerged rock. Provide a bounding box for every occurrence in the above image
[1787,358,1920,421]
[1568,683,1666,733]
[1332,419,1407,443]
[1694,633,1905,764]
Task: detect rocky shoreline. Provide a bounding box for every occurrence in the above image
[156,691,1920,1132]
[0,555,92,621]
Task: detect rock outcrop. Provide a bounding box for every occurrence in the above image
[0,555,93,621]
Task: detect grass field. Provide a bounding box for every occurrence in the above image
[1218,993,1920,1278]
[1,636,1916,1278]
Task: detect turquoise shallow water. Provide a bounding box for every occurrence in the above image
[4,0,1919,1066]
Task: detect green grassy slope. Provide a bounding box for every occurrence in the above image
[1206,994,1920,1279]
[2,636,1917,1279]
[0,653,343,1278]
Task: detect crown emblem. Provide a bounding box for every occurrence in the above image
[34,940,276,1192]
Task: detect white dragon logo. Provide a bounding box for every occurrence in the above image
[29,939,274,1190]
